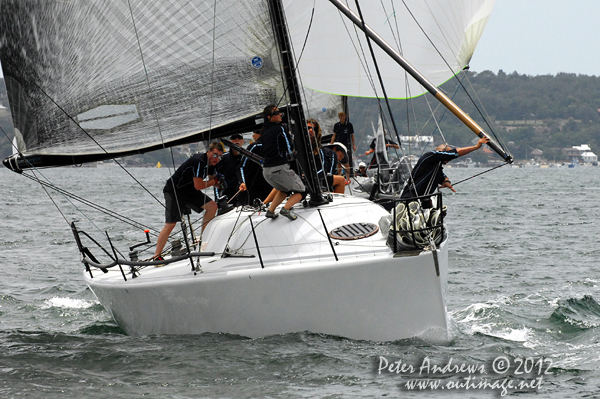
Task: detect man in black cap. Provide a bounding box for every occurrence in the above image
[215,134,245,206]
[261,104,305,220]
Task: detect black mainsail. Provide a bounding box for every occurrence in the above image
[1,1,281,170]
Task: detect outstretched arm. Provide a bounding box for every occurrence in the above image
[456,137,489,157]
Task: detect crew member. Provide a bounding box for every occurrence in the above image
[365,137,400,170]
[239,130,272,205]
[153,142,225,258]
[356,162,368,177]
[261,105,305,221]
[401,137,490,201]
[330,111,356,177]
[308,118,345,194]
[216,133,245,206]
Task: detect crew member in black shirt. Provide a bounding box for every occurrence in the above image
[153,141,225,258]
[261,104,305,220]
[239,130,272,205]
[216,133,245,206]
[330,111,356,177]
[401,137,489,202]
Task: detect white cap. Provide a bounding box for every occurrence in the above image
[359,162,366,168]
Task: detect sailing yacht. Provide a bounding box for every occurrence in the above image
[1,0,510,341]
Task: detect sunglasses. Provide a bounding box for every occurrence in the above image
[271,110,285,117]
[307,126,314,130]
[211,153,223,160]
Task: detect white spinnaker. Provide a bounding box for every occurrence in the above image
[285,0,495,99]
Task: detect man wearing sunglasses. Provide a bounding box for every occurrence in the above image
[153,141,225,259]
[260,104,305,220]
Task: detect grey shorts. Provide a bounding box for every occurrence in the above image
[263,164,305,194]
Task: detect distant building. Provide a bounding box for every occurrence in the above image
[400,135,433,149]
[562,144,598,163]
[530,149,543,157]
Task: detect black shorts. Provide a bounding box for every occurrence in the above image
[320,175,334,190]
[164,190,212,223]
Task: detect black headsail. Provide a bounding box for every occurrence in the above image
[0,1,283,172]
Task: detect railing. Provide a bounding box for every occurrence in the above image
[71,222,214,281]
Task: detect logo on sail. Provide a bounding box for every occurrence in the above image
[251,56,263,69]
[76,104,140,130]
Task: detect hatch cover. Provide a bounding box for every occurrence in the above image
[329,222,379,240]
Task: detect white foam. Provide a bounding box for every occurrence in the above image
[471,324,531,342]
[451,302,500,323]
[42,297,96,309]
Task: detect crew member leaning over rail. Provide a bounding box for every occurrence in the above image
[401,137,490,204]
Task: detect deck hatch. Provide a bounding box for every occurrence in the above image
[329,223,379,240]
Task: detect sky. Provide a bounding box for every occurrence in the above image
[468,0,600,76]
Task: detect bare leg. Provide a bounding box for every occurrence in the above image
[283,192,302,210]
[263,188,277,204]
[201,200,218,232]
[269,190,288,213]
[154,222,176,258]
[332,175,345,194]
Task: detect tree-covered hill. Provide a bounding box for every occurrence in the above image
[348,70,600,163]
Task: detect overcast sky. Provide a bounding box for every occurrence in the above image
[469,0,600,76]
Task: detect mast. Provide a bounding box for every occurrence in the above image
[267,0,327,206]
[328,0,513,164]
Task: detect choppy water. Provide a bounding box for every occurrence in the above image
[1,165,600,398]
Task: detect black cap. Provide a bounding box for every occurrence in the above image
[230,134,244,140]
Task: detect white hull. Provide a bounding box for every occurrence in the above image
[85,196,449,341]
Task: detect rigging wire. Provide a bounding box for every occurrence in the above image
[0,54,165,210]
[339,1,383,98]
[126,0,188,253]
[126,0,177,179]
[399,0,509,156]
[0,124,146,236]
[1,128,161,260]
[452,162,511,186]
[29,170,71,226]
[18,171,160,235]
[275,2,316,108]
[463,72,510,150]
